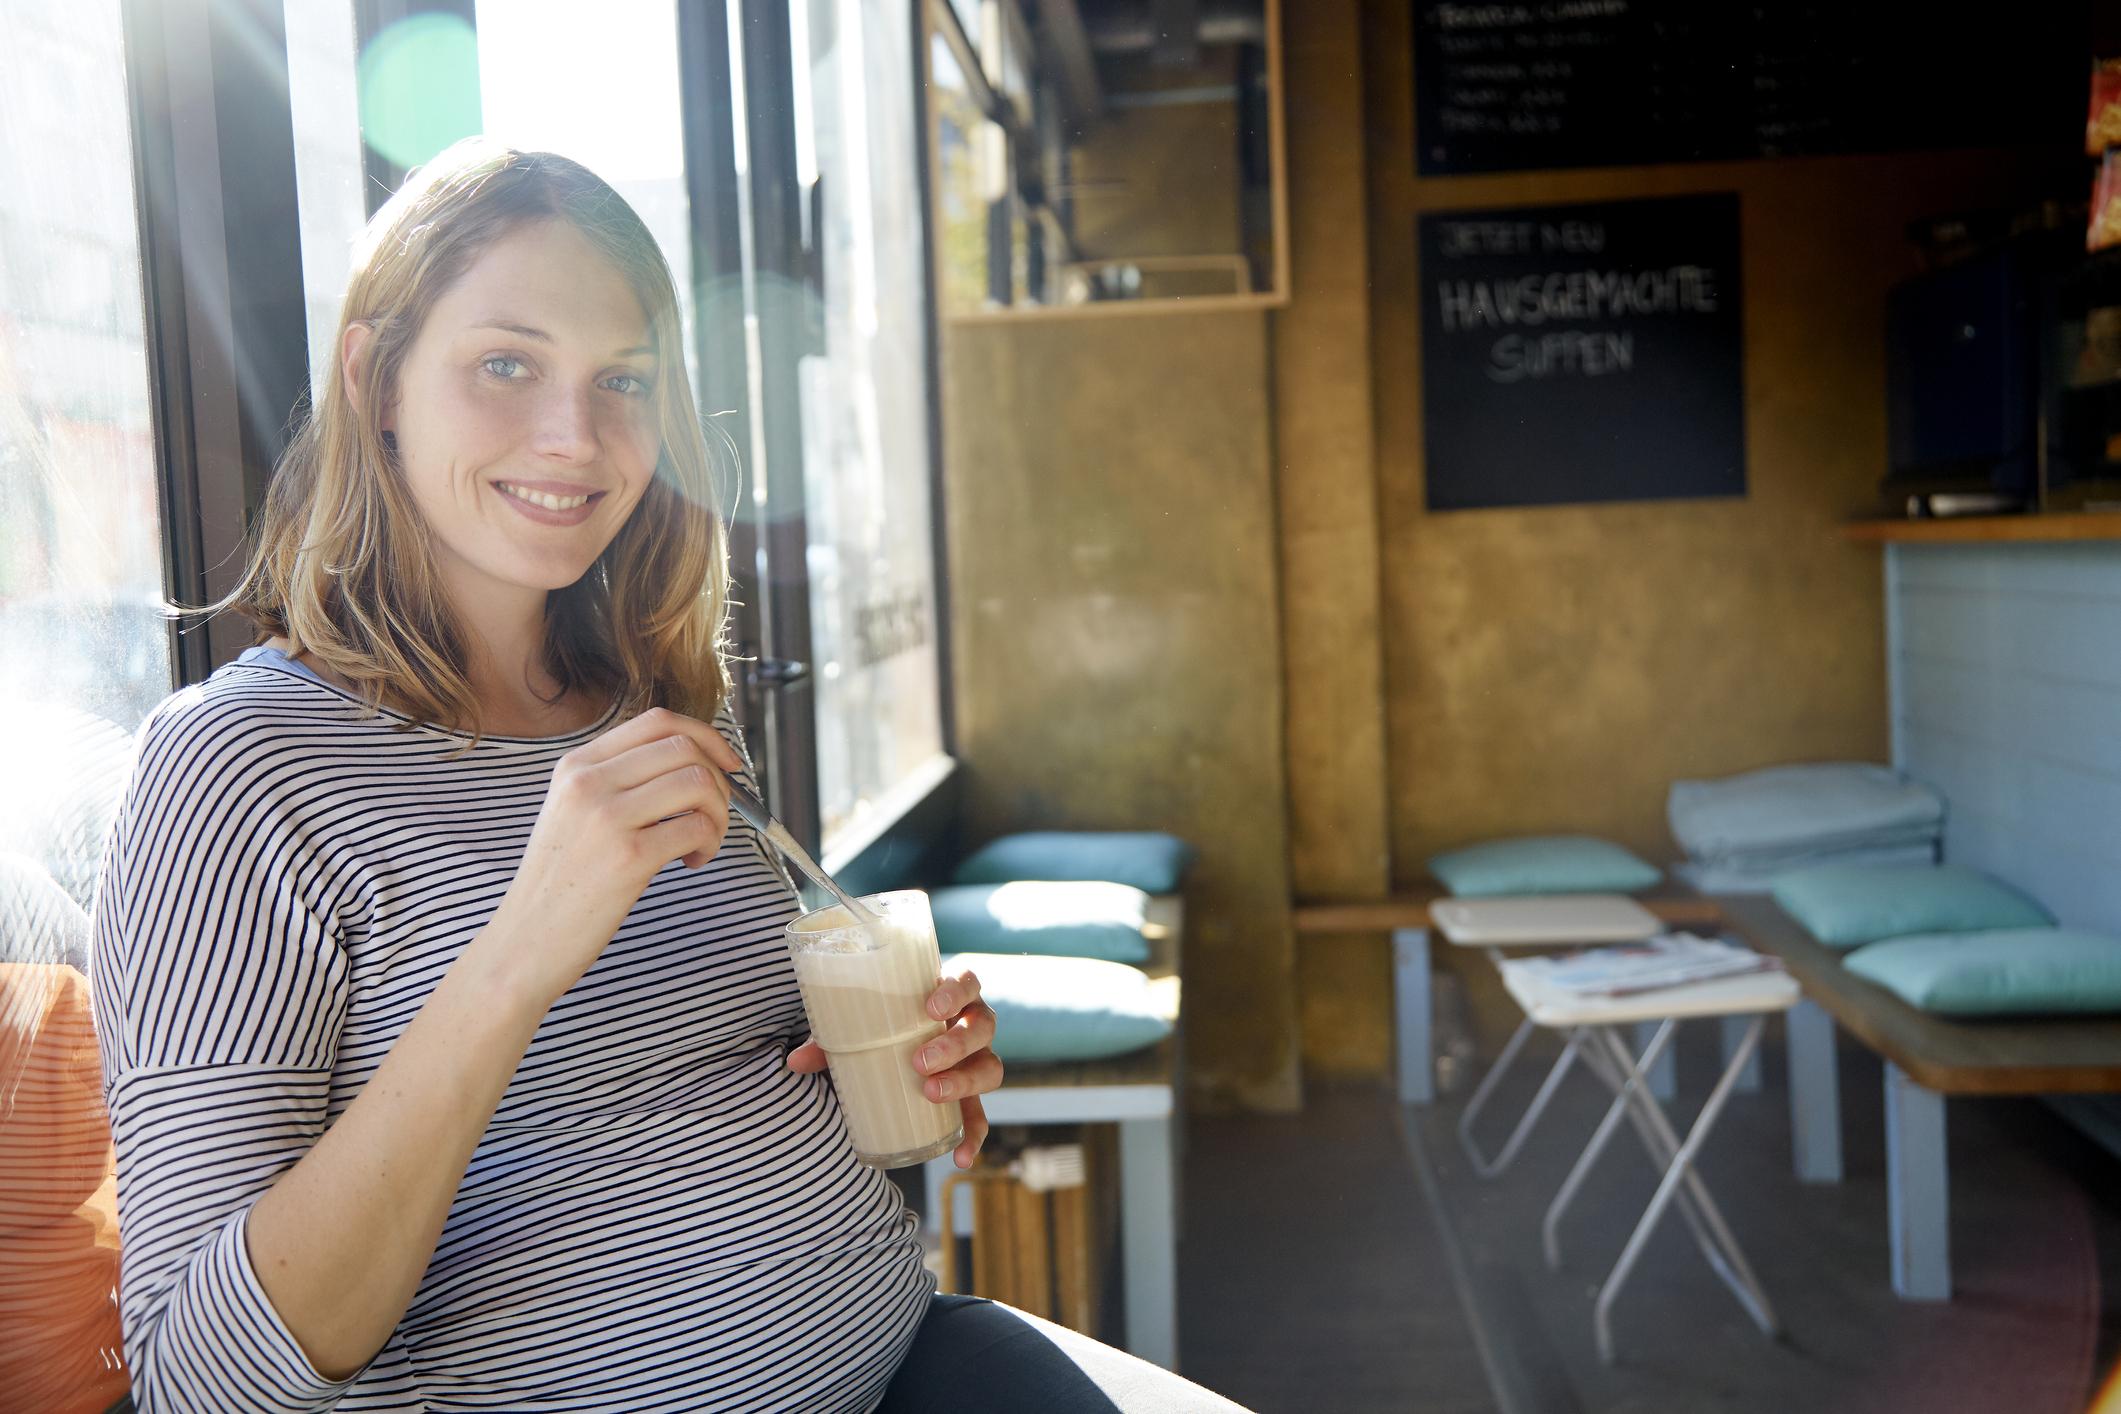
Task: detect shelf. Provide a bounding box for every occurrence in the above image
[1842,512,2121,544]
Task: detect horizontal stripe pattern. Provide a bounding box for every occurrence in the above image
[91,664,929,1411]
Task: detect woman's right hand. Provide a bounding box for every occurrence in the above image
[493,707,749,1007]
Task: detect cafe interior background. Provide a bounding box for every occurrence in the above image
[13,0,2121,1410]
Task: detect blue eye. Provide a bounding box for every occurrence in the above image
[605,373,652,397]
[482,355,524,380]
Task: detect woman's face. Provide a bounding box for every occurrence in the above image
[358,219,663,613]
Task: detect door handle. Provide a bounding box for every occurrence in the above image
[746,656,811,691]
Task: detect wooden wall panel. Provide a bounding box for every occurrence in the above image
[1894,543,2121,932]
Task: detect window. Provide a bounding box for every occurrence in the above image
[288,3,700,397]
[285,1,367,398]
[0,0,175,821]
[474,0,699,389]
[786,0,948,851]
[929,31,1000,313]
[140,0,956,870]
[0,5,165,1397]
[926,0,1038,311]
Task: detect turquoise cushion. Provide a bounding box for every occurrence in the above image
[928,882,1152,964]
[941,952,1173,1063]
[1426,835,1661,898]
[952,831,1195,894]
[1844,929,2121,1015]
[1771,863,2052,948]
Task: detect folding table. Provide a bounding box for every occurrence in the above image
[1496,958,1799,1362]
[1431,895,1665,1178]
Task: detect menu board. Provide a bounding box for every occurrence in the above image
[1419,193,1744,511]
[1414,2,2086,176]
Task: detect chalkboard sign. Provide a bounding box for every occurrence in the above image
[1414,2,2086,176]
[1419,193,1743,511]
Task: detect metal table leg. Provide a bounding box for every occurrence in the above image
[1720,1013,1764,1094]
[1588,1017,1780,1362]
[1587,1027,1776,1326]
[1457,1017,1581,1178]
[1541,1021,1740,1287]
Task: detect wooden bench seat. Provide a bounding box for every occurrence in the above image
[1292,889,1723,936]
[1716,894,2121,1096]
[1292,887,1728,1102]
[1713,892,2121,1301]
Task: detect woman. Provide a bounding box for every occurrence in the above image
[91,141,1242,1411]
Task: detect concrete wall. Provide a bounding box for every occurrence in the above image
[938,312,1299,1112]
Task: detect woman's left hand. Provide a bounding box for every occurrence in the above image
[786,969,1001,1170]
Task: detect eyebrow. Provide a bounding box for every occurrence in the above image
[469,320,657,359]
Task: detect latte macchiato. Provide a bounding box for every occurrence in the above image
[785,891,964,1169]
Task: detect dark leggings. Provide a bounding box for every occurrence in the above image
[100,1298,1248,1413]
[878,1294,1249,1413]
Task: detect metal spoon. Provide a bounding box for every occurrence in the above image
[721,771,879,927]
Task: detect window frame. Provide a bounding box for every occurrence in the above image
[123,0,311,687]
[117,0,959,884]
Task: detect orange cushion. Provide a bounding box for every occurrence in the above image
[0,962,129,1412]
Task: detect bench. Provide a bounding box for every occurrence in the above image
[923,894,1183,1371]
[1291,888,1727,1104]
[1714,893,2121,1300]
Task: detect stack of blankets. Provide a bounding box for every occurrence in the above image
[1668,762,1945,894]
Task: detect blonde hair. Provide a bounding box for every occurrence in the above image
[220,138,731,737]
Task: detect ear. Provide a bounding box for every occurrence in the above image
[340,322,390,434]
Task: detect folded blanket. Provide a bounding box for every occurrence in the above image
[1675,841,1941,895]
[1668,763,1945,863]
[1692,824,1944,872]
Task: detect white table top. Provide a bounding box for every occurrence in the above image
[1498,958,1800,1026]
[1431,894,1664,946]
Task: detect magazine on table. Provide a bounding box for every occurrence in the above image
[1513,932,1783,997]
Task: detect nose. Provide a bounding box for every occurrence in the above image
[530,383,600,465]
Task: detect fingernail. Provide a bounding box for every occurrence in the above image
[920,1044,942,1070]
[932,1078,954,1101]
[929,995,949,1019]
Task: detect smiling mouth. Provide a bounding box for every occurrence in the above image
[495,481,601,512]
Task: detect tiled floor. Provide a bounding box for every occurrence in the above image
[1178,1085,1496,1413]
[1173,951,2121,1413]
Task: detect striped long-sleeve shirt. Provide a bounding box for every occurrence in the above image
[90,653,932,1412]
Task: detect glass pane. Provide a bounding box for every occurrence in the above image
[289,5,700,412]
[0,0,174,751]
[474,0,698,390]
[790,0,946,848]
[930,31,999,313]
[284,0,367,400]
[0,1,164,1402]
[981,0,1032,128]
